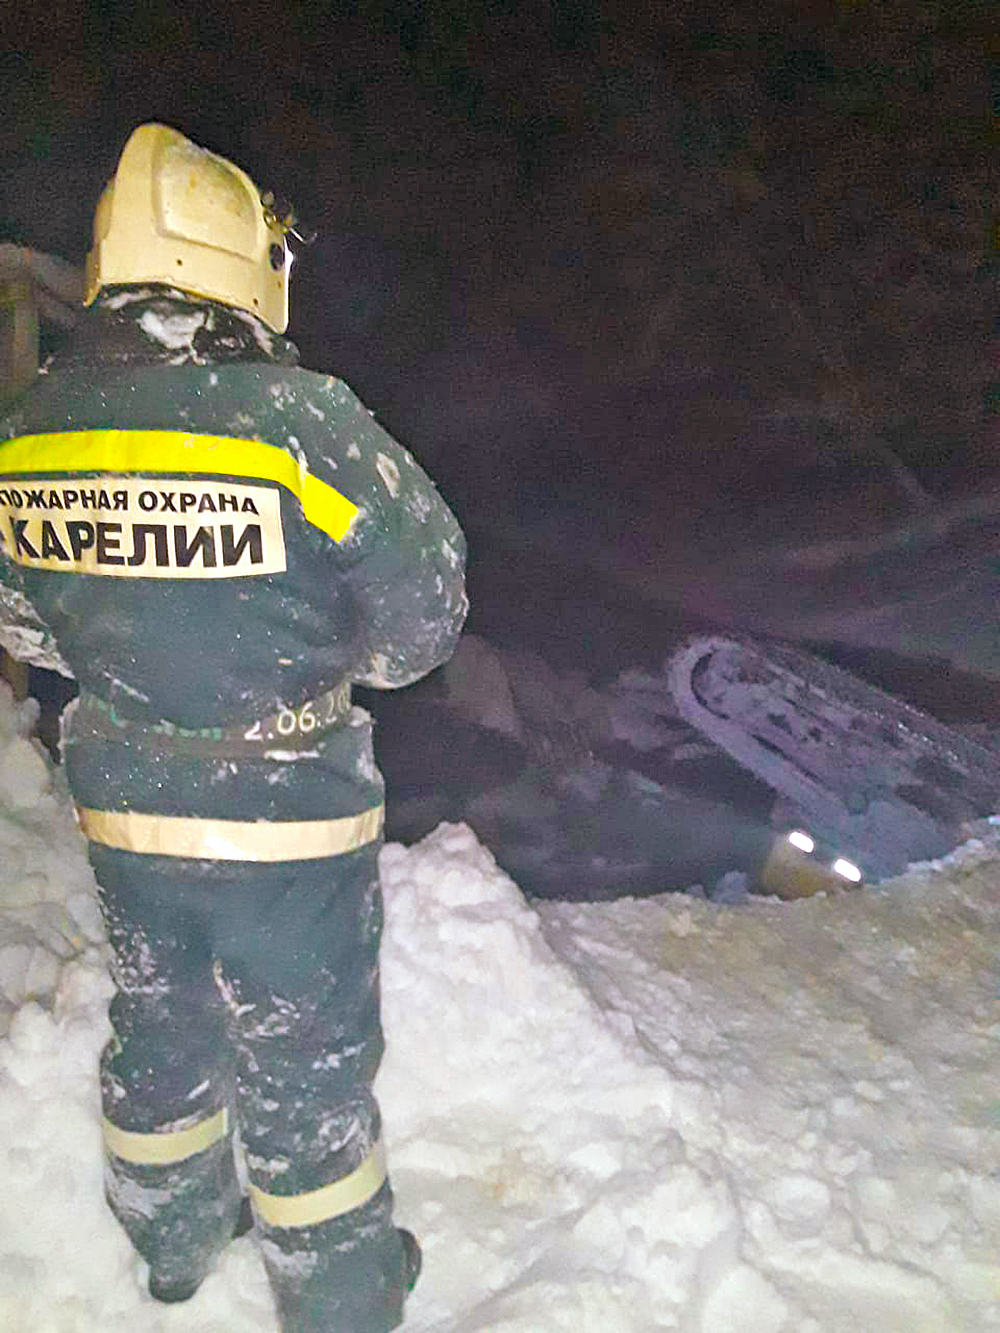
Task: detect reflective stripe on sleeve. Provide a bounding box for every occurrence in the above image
[103,1107,229,1165]
[0,429,359,542]
[249,1140,387,1229]
[76,805,383,861]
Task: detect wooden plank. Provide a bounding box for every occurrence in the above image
[0,273,38,699]
[0,273,39,401]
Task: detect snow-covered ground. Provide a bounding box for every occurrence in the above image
[1,680,998,1332]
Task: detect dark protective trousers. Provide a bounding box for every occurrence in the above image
[63,694,412,1332]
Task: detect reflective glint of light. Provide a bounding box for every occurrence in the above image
[788,830,815,854]
[832,857,863,882]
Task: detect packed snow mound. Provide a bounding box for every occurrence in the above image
[0,682,998,1330]
[378,824,738,1331]
[538,856,1000,1332]
[0,682,104,1033]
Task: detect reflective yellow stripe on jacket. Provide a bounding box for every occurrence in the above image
[0,429,359,542]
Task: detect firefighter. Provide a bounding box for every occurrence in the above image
[0,123,467,1331]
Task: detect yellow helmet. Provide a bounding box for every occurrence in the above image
[85,123,290,332]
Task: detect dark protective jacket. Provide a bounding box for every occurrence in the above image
[0,296,467,729]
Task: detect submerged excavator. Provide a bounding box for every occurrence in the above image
[667,633,1000,897]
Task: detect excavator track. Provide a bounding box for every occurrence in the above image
[667,635,1000,881]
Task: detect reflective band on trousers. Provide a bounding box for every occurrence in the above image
[103,1107,229,1165]
[249,1140,387,1229]
[76,805,383,861]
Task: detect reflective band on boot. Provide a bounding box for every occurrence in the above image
[249,1140,386,1229]
[103,1107,229,1165]
[76,805,383,861]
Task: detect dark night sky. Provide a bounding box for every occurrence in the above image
[4,1,998,563]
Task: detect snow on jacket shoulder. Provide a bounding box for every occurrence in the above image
[296,372,468,690]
